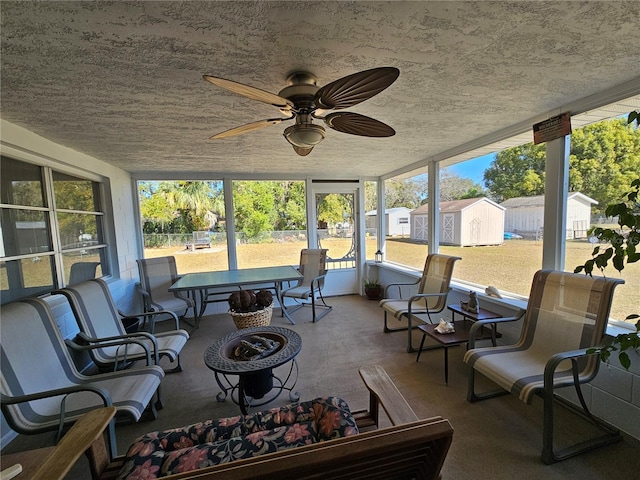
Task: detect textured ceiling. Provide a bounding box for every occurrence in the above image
[1,1,640,179]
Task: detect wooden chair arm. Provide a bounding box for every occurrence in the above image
[31,407,116,480]
[358,365,419,426]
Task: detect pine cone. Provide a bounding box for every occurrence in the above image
[255,289,273,308]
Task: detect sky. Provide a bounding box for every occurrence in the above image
[445,153,496,185]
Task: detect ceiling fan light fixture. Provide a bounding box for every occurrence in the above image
[283,123,326,149]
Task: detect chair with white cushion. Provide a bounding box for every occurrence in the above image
[56,278,189,373]
[0,298,165,457]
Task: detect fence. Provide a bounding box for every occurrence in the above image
[143,231,307,248]
[143,232,226,248]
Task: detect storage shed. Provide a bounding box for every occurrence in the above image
[365,207,412,237]
[501,192,597,239]
[410,197,505,246]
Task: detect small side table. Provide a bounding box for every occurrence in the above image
[447,303,503,345]
[416,304,502,385]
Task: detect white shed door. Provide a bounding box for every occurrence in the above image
[442,214,455,243]
[413,215,428,241]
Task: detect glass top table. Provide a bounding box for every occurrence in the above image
[169,265,303,325]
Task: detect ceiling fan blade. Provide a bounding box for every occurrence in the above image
[209,118,288,139]
[203,75,294,111]
[324,112,396,137]
[315,67,399,110]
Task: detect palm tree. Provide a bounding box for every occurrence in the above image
[163,181,224,232]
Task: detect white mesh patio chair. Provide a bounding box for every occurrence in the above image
[55,279,189,374]
[0,298,165,457]
[280,249,332,323]
[136,256,196,332]
[464,270,624,463]
[379,253,460,352]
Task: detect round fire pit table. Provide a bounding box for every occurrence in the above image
[204,326,302,414]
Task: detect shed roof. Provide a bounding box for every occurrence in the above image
[500,192,598,208]
[410,197,505,215]
[365,207,412,216]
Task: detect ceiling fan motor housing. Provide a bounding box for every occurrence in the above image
[278,83,319,114]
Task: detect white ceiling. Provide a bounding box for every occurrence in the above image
[1,1,639,180]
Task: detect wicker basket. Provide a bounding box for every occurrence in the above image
[229,305,273,330]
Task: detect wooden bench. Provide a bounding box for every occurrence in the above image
[18,365,453,480]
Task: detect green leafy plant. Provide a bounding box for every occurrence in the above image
[574,177,640,369]
[594,317,639,370]
[364,278,381,288]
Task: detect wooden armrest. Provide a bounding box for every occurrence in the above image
[359,365,419,426]
[31,407,116,480]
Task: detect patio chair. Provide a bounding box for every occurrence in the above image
[0,298,165,458]
[379,253,461,352]
[55,279,190,373]
[136,256,196,333]
[68,261,100,285]
[280,248,332,323]
[464,270,624,464]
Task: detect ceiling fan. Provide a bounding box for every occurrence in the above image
[203,67,399,156]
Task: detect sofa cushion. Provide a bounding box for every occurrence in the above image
[117,396,358,479]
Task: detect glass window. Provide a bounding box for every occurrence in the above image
[53,171,100,211]
[1,156,109,304]
[234,180,306,269]
[0,157,45,207]
[440,149,543,299]
[0,209,52,257]
[433,114,639,325]
[565,116,640,323]
[0,257,56,304]
[383,172,428,268]
[138,180,229,273]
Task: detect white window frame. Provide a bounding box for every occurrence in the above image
[1,156,110,303]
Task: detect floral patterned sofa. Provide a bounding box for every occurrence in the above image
[116,397,358,478]
[21,366,454,480]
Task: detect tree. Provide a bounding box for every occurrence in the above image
[568,118,640,214]
[316,193,351,225]
[384,176,426,209]
[233,181,306,239]
[233,181,278,239]
[138,181,224,234]
[483,118,640,210]
[483,143,546,202]
[439,171,486,201]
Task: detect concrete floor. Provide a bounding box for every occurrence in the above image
[3,294,639,478]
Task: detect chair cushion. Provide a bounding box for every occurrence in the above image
[116,396,358,479]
